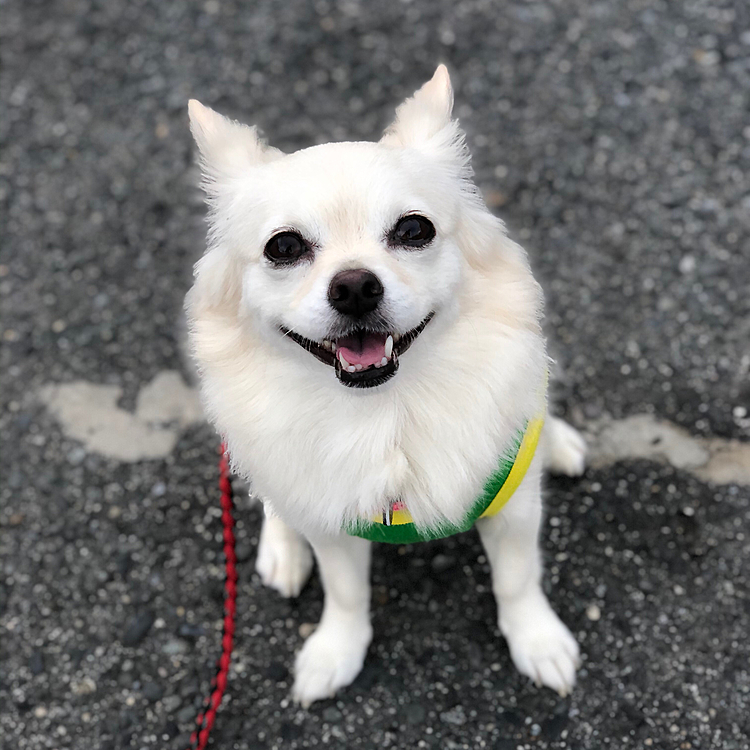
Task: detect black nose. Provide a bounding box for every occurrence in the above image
[328,269,384,318]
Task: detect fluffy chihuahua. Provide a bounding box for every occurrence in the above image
[186,66,587,706]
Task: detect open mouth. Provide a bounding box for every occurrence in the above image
[280,313,434,388]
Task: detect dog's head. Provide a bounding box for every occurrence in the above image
[188,66,510,389]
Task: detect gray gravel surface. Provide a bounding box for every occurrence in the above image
[2,1,749,748]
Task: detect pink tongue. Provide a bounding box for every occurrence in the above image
[337,332,387,367]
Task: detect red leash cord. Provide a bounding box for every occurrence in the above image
[188,443,237,750]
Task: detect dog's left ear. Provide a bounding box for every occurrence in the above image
[188,100,282,185]
[381,65,456,149]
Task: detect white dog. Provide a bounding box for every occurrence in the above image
[185,65,587,707]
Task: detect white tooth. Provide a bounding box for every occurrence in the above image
[393,332,401,343]
[355,364,363,371]
[323,340,331,350]
[348,366,356,373]
[384,335,393,358]
[380,357,388,366]
[331,342,337,351]
[338,351,350,369]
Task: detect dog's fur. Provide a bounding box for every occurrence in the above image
[186,66,586,705]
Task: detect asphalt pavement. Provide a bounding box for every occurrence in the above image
[1,1,749,748]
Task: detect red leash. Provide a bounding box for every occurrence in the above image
[188,443,237,750]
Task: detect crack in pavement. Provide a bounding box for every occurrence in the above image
[39,371,204,462]
[586,414,750,486]
[38,371,750,484]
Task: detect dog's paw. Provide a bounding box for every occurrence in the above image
[256,517,313,598]
[501,594,580,696]
[293,620,372,707]
[545,417,587,477]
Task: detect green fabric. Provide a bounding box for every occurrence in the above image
[347,429,524,544]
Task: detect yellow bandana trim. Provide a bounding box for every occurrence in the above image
[363,414,544,529]
[478,414,545,519]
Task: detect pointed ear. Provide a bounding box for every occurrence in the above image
[188,100,282,182]
[381,65,455,147]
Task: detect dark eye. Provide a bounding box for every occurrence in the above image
[390,215,436,248]
[264,232,311,265]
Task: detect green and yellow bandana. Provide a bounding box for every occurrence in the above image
[347,414,544,544]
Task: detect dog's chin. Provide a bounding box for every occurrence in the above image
[279,312,434,389]
[334,353,399,388]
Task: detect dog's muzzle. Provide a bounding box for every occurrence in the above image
[279,313,434,388]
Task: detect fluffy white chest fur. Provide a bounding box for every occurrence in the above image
[186,65,586,706]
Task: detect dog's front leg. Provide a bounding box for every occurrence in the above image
[256,506,314,598]
[476,454,580,695]
[292,533,372,707]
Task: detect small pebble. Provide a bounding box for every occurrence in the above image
[162,638,188,655]
[71,677,97,696]
[431,554,456,573]
[177,622,205,641]
[122,609,156,647]
[161,695,182,713]
[29,650,45,675]
[177,705,198,724]
[142,682,165,702]
[440,705,467,726]
[586,604,602,621]
[322,707,343,722]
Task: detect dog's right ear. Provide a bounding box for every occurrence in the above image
[381,65,454,148]
[188,100,282,186]
[381,65,471,183]
[187,102,281,315]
